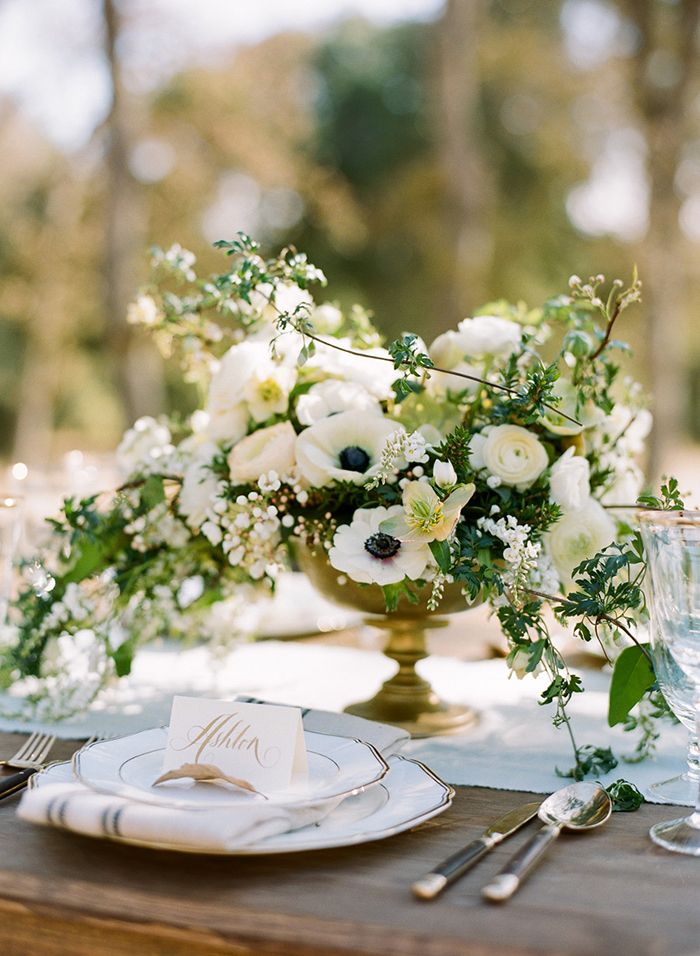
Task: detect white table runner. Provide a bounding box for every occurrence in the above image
[0,640,689,802]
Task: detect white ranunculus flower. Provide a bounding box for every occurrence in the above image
[313,339,398,400]
[470,424,548,490]
[310,303,343,334]
[243,360,297,423]
[329,506,432,586]
[178,451,220,528]
[228,422,297,485]
[541,380,604,437]
[295,380,382,426]
[116,417,173,474]
[425,361,483,397]
[549,447,590,511]
[546,498,616,585]
[456,315,522,358]
[429,330,466,370]
[295,411,398,487]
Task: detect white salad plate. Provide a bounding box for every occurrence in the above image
[31,755,454,855]
[73,727,389,810]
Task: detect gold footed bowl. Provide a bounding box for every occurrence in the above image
[295,544,480,738]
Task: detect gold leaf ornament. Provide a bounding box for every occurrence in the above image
[153,763,263,796]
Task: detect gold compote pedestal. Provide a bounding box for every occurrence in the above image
[296,544,480,738]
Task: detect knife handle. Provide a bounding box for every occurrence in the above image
[412,836,494,899]
[482,825,561,903]
[0,767,37,799]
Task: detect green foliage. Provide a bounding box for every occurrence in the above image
[637,477,685,511]
[605,779,644,812]
[608,645,656,727]
[557,745,618,782]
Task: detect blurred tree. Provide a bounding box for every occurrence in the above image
[617,0,700,478]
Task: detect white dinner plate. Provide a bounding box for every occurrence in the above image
[73,728,389,810]
[31,755,454,854]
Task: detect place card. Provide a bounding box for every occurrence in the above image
[162,696,308,791]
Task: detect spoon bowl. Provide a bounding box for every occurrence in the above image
[538,781,613,831]
[482,782,612,902]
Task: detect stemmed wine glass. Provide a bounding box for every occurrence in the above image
[640,510,700,854]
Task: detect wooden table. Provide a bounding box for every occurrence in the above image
[0,732,698,956]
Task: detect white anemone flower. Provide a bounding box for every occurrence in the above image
[296,380,382,426]
[295,411,398,487]
[329,506,432,586]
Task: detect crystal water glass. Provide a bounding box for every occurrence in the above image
[640,511,700,853]
[0,495,23,628]
[648,640,699,805]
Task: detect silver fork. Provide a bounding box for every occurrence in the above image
[0,731,57,800]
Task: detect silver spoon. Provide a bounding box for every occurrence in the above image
[481,781,612,903]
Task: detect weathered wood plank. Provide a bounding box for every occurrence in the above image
[0,733,696,956]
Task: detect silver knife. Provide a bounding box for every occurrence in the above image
[411,801,540,900]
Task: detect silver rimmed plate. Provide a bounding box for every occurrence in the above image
[73,728,389,810]
[30,755,454,854]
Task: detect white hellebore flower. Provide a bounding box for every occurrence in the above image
[508,646,543,680]
[456,315,522,359]
[433,459,458,489]
[295,380,381,426]
[243,359,297,423]
[228,422,297,485]
[470,424,548,491]
[295,411,397,487]
[206,341,268,443]
[116,417,173,474]
[329,506,432,586]
[546,498,616,585]
[549,447,590,512]
[381,480,475,543]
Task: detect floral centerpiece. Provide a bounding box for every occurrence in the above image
[2,234,681,779]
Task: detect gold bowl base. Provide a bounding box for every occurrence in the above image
[343,616,480,738]
[345,695,479,739]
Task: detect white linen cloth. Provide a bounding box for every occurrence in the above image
[0,641,691,802]
[17,777,338,850]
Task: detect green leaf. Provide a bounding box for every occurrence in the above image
[608,644,655,727]
[63,539,107,584]
[141,475,165,510]
[429,539,452,574]
[111,640,135,678]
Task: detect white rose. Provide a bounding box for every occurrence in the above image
[429,330,465,370]
[116,417,173,474]
[296,380,382,426]
[295,411,397,487]
[456,315,522,358]
[546,498,616,585]
[549,448,590,511]
[228,422,297,485]
[470,424,548,490]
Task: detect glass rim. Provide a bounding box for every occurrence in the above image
[637,509,700,527]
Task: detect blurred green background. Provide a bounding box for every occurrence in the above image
[0,0,698,496]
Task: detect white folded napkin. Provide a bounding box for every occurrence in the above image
[17,780,338,851]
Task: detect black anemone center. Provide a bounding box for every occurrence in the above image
[364,532,401,560]
[339,445,370,473]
